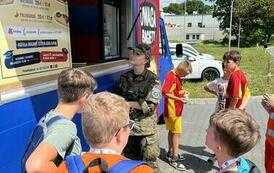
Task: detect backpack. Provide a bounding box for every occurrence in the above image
[66,155,147,173]
[21,115,66,173]
[224,158,261,173]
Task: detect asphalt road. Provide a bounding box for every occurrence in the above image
[267,47,274,57]
[157,97,266,173]
[155,46,273,172]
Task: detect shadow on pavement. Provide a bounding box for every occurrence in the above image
[182,153,218,172]
[179,145,213,157]
[159,148,168,162]
[159,148,218,172]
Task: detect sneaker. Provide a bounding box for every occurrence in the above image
[169,159,186,171]
[166,152,186,161]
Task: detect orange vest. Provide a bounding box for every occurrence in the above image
[55,153,154,173]
[266,108,274,146]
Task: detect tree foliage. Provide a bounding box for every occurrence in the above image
[213,0,274,47]
[163,3,183,15]
[163,0,212,15]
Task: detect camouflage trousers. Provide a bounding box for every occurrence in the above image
[123,133,160,172]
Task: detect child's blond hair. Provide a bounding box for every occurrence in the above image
[82,92,129,146]
[175,60,192,74]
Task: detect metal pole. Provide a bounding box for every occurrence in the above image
[184,0,187,41]
[212,18,214,40]
[237,18,241,48]
[228,0,234,51]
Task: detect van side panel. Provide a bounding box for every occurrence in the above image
[0,68,129,173]
[0,91,57,172]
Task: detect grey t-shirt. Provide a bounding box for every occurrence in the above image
[42,110,82,162]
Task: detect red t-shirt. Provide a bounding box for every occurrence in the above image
[225,70,247,108]
[162,71,185,117]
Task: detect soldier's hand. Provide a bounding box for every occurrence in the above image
[261,93,274,113]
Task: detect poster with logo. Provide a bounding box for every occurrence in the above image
[136,0,159,75]
[0,0,71,85]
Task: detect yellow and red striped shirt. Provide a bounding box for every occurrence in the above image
[162,71,185,117]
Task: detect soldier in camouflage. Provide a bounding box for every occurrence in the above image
[114,43,161,172]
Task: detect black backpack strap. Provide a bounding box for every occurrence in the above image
[246,159,261,173]
[224,159,261,173]
[83,158,109,173]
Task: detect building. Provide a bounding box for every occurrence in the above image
[163,14,224,42]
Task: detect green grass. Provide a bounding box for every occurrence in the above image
[184,43,274,98]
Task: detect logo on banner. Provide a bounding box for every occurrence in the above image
[140,2,156,45]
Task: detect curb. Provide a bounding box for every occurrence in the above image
[189,96,263,105]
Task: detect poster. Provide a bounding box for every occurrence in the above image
[0,0,71,85]
[136,0,159,75]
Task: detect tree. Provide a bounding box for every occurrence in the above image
[163,0,213,15]
[213,0,274,46]
[163,3,183,15]
[186,0,212,14]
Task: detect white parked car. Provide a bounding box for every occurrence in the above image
[169,42,215,60]
[172,50,223,81]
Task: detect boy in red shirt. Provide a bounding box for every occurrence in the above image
[162,60,192,171]
[223,50,250,109]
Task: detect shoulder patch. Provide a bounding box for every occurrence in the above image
[151,87,161,99]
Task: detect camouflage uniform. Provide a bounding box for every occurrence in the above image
[115,68,161,172]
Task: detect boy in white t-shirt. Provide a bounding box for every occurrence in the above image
[204,64,231,113]
[204,64,230,163]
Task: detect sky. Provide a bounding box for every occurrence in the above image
[160,0,214,8]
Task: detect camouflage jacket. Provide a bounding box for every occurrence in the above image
[115,69,161,136]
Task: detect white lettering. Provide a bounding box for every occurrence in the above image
[140,4,157,45]
[142,29,156,45]
[140,6,156,28]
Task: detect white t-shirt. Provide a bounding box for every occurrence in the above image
[206,77,228,112]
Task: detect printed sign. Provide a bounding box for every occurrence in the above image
[140,3,157,45]
[0,0,71,85]
[136,0,159,75]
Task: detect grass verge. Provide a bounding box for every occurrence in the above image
[184,43,274,98]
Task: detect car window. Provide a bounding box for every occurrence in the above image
[184,46,199,54]
[182,55,188,60]
[170,46,175,55]
[183,49,197,56]
[172,54,185,60]
[169,43,200,56]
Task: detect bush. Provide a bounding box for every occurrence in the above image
[202,39,222,44]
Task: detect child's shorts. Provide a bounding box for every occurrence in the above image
[164,116,183,134]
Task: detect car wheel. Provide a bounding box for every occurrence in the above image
[202,68,220,81]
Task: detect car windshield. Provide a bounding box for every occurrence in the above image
[184,46,199,55]
[169,43,200,56]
